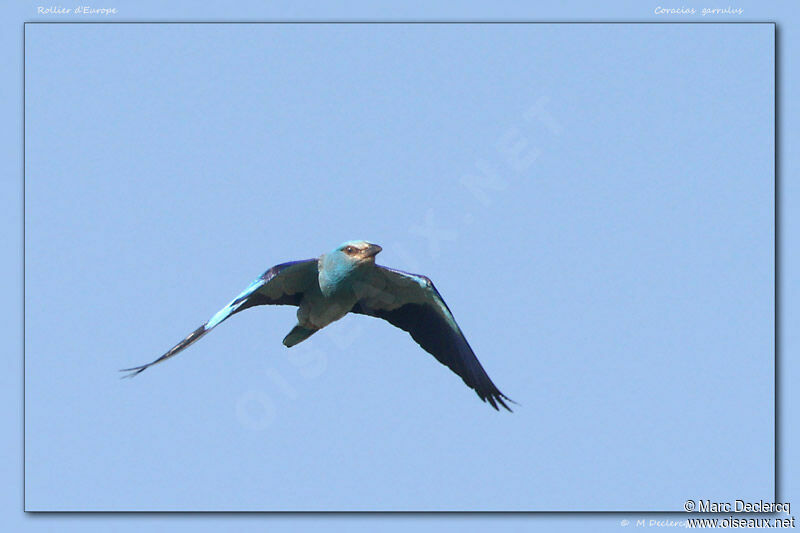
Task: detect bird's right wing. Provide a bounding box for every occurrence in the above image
[121,259,318,377]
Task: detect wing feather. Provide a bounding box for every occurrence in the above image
[121,259,318,377]
[352,266,513,411]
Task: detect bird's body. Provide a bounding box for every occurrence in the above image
[123,240,513,411]
[298,285,353,330]
[305,249,366,329]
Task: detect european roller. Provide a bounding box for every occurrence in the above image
[122,240,513,411]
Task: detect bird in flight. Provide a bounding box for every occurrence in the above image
[122,240,513,411]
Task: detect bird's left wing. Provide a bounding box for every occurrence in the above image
[351,266,513,411]
[121,259,318,377]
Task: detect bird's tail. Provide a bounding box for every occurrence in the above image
[283,325,318,347]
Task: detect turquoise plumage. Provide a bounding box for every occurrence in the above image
[122,240,513,411]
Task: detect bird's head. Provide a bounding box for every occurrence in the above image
[331,240,382,266]
[319,241,382,289]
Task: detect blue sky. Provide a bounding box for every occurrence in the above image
[23,21,773,512]
[3,1,793,531]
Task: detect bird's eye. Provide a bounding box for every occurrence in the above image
[345,247,355,254]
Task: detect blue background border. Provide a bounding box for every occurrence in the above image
[3,1,793,531]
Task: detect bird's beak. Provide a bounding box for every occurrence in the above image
[364,244,382,258]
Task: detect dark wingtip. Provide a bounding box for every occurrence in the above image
[119,365,148,379]
[484,391,516,412]
[496,394,515,412]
